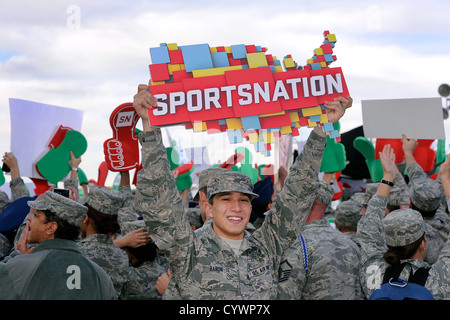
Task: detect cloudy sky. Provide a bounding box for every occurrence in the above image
[1,0,450,188]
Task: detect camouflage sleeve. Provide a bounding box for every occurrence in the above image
[393,171,410,205]
[9,178,29,201]
[426,230,450,299]
[254,129,324,268]
[406,162,428,182]
[356,194,388,264]
[135,128,193,268]
[63,178,79,201]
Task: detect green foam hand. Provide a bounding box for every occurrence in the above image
[353,136,383,182]
[0,168,5,187]
[320,122,346,173]
[166,147,193,192]
[234,146,258,184]
[36,130,88,185]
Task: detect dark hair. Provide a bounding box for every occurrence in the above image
[125,241,158,267]
[411,202,437,218]
[383,234,425,268]
[387,204,400,213]
[85,204,120,234]
[42,210,80,241]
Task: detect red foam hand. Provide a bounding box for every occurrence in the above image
[104,103,140,172]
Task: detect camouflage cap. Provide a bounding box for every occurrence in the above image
[350,192,366,206]
[193,167,228,201]
[81,186,125,215]
[363,183,402,206]
[334,200,363,227]
[121,219,147,236]
[409,177,443,211]
[27,191,88,227]
[383,209,425,247]
[207,170,259,200]
[316,181,334,206]
[185,207,203,229]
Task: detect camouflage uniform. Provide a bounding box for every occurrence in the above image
[135,127,324,299]
[278,181,363,300]
[0,191,116,299]
[78,186,130,298]
[334,200,363,248]
[407,162,450,264]
[119,219,169,300]
[0,176,30,212]
[357,194,450,299]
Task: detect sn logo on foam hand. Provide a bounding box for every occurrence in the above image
[103,103,140,172]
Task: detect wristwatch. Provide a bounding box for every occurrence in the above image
[380,179,394,187]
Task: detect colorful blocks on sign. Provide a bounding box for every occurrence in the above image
[149,63,170,81]
[230,44,247,59]
[301,106,322,117]
[169,49,184,64]
[228,129,243,143]
[150,46,170,64]
[241,115,261,131]
[211,51,230,68]
[246,52,268,68]
[179,43,214,72]
[147,30,346,155]
[226,118,243,130]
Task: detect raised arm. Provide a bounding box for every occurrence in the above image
[132,82,193,262]
[357,144,396,260]
[256,96,351,259]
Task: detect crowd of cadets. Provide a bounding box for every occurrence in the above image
[0,86,449,300]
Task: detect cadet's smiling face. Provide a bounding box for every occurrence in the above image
[205,192,252,240]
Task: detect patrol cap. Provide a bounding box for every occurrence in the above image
[27,191,88,227]
[383,209,425,247]
[207,170,259,201]
[334,200,363,227]
[364,183,402,206]
[409,176,443,211]
[193,167,228,201]
[350,192,366,206]
[316,180,334,206]
[185,207,203,229]
[81,186,125,215]
[121,218,147,236]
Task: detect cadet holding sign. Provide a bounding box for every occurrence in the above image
[132,80,352,299]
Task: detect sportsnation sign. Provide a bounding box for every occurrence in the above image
[147,31,349,155]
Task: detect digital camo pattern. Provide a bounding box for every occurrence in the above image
[207,170,259,201]
[278,219,363,300]
[393,171,411,206]
[27,190,87,227]
[383,208,425,247]
[135,128,325,299]
[407,162,444,211]
[357,193,450,299]
[120,254,169,300]
[364,183,402,206]
[334,200,362,227]
[81,186,125,215]
[0,177,30,212]
[78,233,130,297]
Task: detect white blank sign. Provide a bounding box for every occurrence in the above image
[361,97,445,139]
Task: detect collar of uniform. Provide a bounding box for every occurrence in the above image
[203,220,257,254]
[80,233,114,244]
[34,238,81,254]
[301,218,331,231]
